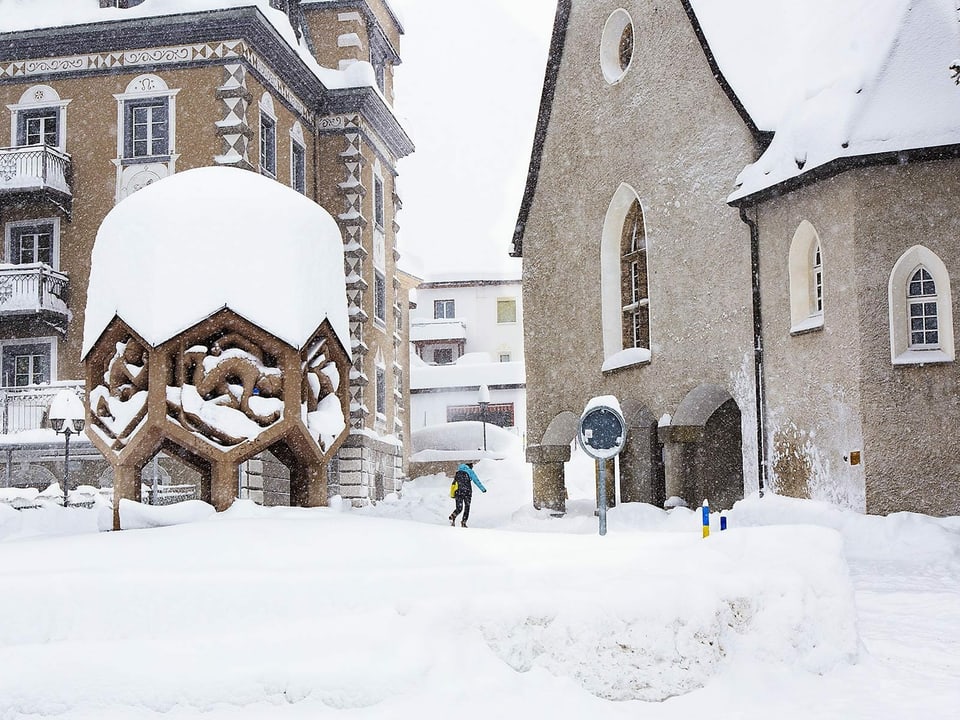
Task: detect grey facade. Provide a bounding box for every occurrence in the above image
[514,0,960,517]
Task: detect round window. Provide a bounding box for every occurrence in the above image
[600,9,634,84]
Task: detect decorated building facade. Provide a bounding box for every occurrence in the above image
[0,0,413,504]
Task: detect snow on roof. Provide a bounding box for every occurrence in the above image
[690,0,960,201]
[420,270,522,286]
[82,166,350,358]
[410,319,467,343]
[410,360,525,391]
[0,0,378,92]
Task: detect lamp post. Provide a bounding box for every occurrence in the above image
[478,384,490,453]
[49,389,86,508]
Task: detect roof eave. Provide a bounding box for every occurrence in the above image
[729,143,960,207]
[679,0,771,146]
[510,0,572,258]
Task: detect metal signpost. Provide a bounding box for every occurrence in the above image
[577,401,627,536]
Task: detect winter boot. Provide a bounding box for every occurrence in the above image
[460,520,468,528]
[449,513,456,526]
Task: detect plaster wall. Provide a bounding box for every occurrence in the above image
[854,160,960,516]
[753,175,867,510]
[522,0,759,485]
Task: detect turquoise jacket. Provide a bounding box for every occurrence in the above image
[455,463,486,493]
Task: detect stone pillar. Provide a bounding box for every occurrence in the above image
[290,463,327,508]
[659,425,701,507]
[210,461,238,512]
[113,463,141,531]
[527,444,571,513]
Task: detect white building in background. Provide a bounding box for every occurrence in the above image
[409,272,526,436]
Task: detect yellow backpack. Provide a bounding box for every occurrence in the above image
[449,479,458,498]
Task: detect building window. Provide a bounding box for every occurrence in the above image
[499,353,511,363]
[124,99,169,158]
[789,221,825,334]
[291,140,306,194]
[374,270,387,324]
[813,243,823,314]
[600,9,634,84]
[260,114,276,177]
[888,245,955,365]
[10,85,70,151]
[2,342,51,387]
[908,268,939,348]
[374,175,385,229]
[620,199,649,349]
[434,299,455,319]
[376,365,386,418]
[12,225,53,265]
[5,219,59,269]
[601,184,652,368]
[434,348,453,365]
[19,108,58,147]
[497,298,517,324]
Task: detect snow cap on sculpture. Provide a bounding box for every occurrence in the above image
[82,166,350,359]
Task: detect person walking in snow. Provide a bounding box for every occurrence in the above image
[449,461,486,527]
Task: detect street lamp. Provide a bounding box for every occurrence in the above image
[478,384,490,453]
[49,389,85,508]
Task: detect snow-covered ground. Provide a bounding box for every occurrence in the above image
[1,445,958,719]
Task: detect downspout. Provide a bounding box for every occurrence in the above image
[739,204,767,496]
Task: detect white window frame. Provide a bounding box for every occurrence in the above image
[0,336,57,388]
[259,94,277,178]
[114,75,178,162]
[434,299,455,319]
[888,245,955,365]
[290,121,306,194]
[8,85,70,151]
[496,297,518,324]
[601,183,652,369]
[5,218,60,270]
[375,363,387,421]
[789,220,825,334]
[374,270,387,326]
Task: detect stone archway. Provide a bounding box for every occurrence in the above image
[661,384,744,510]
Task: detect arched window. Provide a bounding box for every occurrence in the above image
[620,199,649,350]
[907,267,939,348]
[788,220,824,333]
[601,184,651,371]
[888,246,955,364]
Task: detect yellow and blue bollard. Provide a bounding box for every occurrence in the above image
[701,499,710,538]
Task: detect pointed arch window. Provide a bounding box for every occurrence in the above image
[601,184,652,371]
[789,221,824,334]
[888,245,954,365]
[907,267,939,348]
[620,199,649,349]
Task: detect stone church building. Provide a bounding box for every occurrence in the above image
[0,0,413,505]
[514,0,960,516]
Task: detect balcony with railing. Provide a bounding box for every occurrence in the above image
[0,263,69,329]
[0,146,73,213]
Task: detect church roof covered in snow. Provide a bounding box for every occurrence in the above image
[512,0,960,253]
[688,0,960,201]
[82,166,350,358]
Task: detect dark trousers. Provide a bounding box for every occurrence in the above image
[451,493,472,522]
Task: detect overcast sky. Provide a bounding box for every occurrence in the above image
[389,0,557,279]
